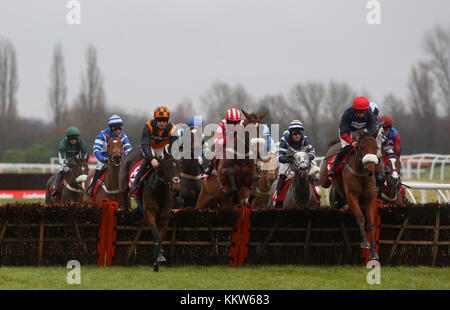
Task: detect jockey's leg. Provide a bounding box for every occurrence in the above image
[130,158,150,194]
[86,162,106,197]
[276,163,290,197]
[328,145,352,179]
[52,166,69,197]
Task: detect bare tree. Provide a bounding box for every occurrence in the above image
[0,38,18,126]
[256,94,294,136]
[49,43,68,126]
[172,97,196,124]
[201,81,253,123]
[408,62,437,150]
[325,80,355,122]
[71,46,107,141]
[289,81,326,152]
[423,24,450,116]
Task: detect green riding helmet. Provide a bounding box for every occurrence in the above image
[66,126,80,137]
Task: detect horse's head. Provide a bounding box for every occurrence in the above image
[156,147,181,194]
[385,154,401,187]
[242,110,268,157]
[289,147,310,178]
[105,134,124,166]
[68,154,89,190]
[258,155,279,184]
[356,131,379,177]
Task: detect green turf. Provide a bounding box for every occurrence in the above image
[0,265,448,290]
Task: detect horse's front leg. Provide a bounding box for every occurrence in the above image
[365,201,379,260]
[248,172,260,204]
[226,167,239,204]
[144,209,164,272]
[347,192,370,249]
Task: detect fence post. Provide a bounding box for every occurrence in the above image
[105,201,119,266]
[229,204,252,267]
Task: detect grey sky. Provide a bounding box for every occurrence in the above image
[1,0,449,121]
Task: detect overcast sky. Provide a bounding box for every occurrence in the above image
[1,0,449,121]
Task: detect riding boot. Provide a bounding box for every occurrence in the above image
[52,170,67,197]
[130,160,149,194]
[328,146,351,179]
[86,168,105,197]
[276,174,287,197]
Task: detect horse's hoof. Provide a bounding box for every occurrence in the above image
[157,254,166,263]
[360,241,370,249]
[153,263,159,272]
[370,251,379,260]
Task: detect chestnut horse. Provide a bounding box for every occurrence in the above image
[270,150,319,209]
[45,155,89,204]
[252,155,278,209]
[83,134,126,207]
[381,154,405,206]
[319,131,380,260]
[196,110,268,210]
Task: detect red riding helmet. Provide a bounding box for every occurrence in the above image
[225,108,241,121]
[380,115,393,127]
[353,96,370,110]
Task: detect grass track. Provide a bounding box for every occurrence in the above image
[0,265,448,290]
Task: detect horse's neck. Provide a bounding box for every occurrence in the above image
[105,163,120,187]
[182,159,201,174]
[346,152,365,173]
[291,171,311,203]
[258,175,271,192]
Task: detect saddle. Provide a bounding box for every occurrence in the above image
[128,160,154,196]
[326,148,355,182]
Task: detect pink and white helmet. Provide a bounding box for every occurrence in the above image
[225,108,241,121]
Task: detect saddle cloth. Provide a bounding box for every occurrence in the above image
[326,149,355,182]
[272,178,321,207]
[128,160,153,196]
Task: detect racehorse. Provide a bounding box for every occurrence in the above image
[178,128,204,207]
[120,146,180,271]
[319,131,380,260]
[45,155,89,204]
[269,150,319,209]
[381,154,405,206]
[83,134,125,207]
[195,110,268,210]
[252,155,278,209]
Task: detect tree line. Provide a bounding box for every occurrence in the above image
[1,24,450,163]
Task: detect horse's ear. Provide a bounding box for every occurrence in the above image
[258,111,268,120]
[288,146,297,154]
[241,109,251,119]
[163,146,171,158]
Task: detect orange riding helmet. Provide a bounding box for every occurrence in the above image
[154,106,171,119]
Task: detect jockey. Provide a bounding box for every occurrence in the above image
[86,114,132,197]
[203,107,244,175]
[380,115,401,157]
[52,126,88,197]
[262,124,277,156]
[275,120,318,197]
[179,117,210,158]
[370,102,380,122]
[328,96,378,180]
[129,106,178,193]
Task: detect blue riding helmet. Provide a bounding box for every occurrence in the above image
[108,114,123,127]
[187,117,202,127]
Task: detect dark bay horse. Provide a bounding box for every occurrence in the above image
[120,147,180,271]
[270,150,319,209]
[178,128,204,207]
[196,110,268,210]
[83,134,126,207]
[45,155,89,204]
[319,131,380,260]
[381,154,405,206]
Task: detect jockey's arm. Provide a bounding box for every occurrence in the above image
[277,138,291,164]
[58,138,68,161]
[339,112,354,145]
[78,138,89,159]
[140,123,154,161]
[394,132,401,156]
[303,137,316,161]
[93,132,107,162]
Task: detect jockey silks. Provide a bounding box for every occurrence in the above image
[278,134,315,164]
[141,119,178,159]
[93,129,132,162]
[339,107,377,144]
